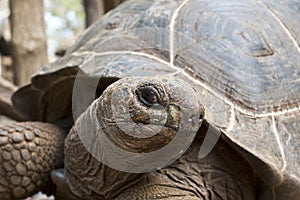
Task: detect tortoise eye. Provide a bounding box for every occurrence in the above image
[137,86,159,106]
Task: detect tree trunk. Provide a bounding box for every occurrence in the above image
[83,0,125,28]
[83,0,105,28]
[9,0,48,86]
[0,77,22,120]
[104,0,124,13]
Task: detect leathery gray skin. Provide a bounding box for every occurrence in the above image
[53,76,258,200]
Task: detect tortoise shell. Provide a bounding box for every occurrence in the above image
[13,0,300,196]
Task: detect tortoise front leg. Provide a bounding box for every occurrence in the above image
[0,122,65,199]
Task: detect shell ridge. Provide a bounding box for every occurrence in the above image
[271,115,287,173]
[169,0,191,65]
[72,51,175,71]
[225,106,236,132]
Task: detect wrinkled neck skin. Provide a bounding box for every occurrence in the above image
[60,122,261,200]
[115,124,258,200]
[63,113,259,199]
[62,76,204,199]
[60,76,263,199]
[64,127,144,199]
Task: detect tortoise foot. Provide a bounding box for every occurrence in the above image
[0,122,65,199]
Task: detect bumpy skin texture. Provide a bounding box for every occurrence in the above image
[0,122,65,199]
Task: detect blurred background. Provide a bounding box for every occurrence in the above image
[0,0,126,86]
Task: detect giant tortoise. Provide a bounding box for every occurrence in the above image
[0,0,299,199]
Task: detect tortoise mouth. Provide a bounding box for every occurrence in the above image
[128,110,180,133]
[104,101,182,153]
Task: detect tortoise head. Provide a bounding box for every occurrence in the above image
[73,75,205,172]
